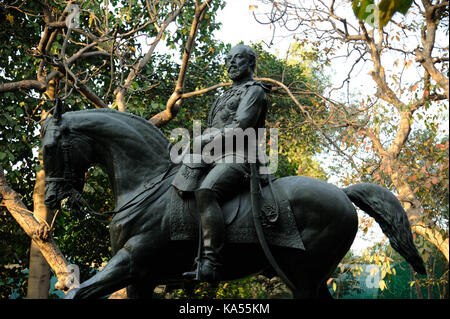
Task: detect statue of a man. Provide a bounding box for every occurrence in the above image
[181,44,269,282]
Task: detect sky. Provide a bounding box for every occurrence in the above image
[215,1,294,58]
[216,1,279,45]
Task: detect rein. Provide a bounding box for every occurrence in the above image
[44,136,83,185]
[44,133,110,220]
[45,129,177,220]
[250,163,296,292]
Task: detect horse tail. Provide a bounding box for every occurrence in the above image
[342,183,426,275]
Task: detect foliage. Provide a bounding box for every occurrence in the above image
[330,239,449,299]
[50,166,113,283]
[252,0,449,270]
[377,243,449,299]
[254,43,328,179]
[328,251,365,298]
[0,216,29,299]
[164,275,291,299]
[353,0,414,27]
[399,130,449,228]
[0,2,43,298]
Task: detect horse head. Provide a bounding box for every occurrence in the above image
[41,101,94,209]
[41,105,172,210]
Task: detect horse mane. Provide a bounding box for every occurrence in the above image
[42,108,170,145]
[43,108,173,188]
[65,108,170,144]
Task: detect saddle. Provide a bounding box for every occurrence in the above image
[169,176,305,250]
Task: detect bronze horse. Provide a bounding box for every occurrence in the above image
[41,107,426,299]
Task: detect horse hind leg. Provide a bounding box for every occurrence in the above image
[66,247,133,299]
[272,250,322,299]
[318,281,333,299]
[290,278,322,299]
[274,247,335,299]
[289,278,332,299]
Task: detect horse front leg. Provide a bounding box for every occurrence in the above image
[66,247,133,299]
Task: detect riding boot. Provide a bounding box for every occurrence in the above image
[183,188,225,283]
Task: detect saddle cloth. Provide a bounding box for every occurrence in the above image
[169,181,305,250]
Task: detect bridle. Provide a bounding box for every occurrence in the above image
[44,134,83,187]
[44,129,107,219]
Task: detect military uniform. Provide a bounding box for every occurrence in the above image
[199,80,268,200]
[181,45,268,283]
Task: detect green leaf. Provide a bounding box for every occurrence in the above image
[0,152,6,160]
[378,0,414,27]
[352,0,375,22]
[353,0,413,27]
[7,152,15,162]
[396,0,414,14]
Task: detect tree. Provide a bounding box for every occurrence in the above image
[367,240,449,299]
[254,43,328,179]
[251,0,449,265]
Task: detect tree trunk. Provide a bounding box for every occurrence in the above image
[27,82,57,298]
[414,271,423,299]
[411,223,449,263]
[0,165,71,291]
[27,153,54,298]
[390,162,449,263]
[427,258,434,299]
[27,244,51,298]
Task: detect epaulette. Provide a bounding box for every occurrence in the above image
[251,81,272,93]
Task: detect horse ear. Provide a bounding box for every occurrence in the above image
[53,98,64,124]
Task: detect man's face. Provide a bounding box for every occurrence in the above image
[226,46,253,81]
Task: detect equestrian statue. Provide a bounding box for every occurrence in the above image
[41,45,426,299]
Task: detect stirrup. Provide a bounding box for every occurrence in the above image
[183,259,222,283]
[182,269,200,281]
[182,256,202,280]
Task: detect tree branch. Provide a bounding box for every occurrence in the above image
[150,0,212,126]
[0,165,71,291]
[114,1,185,112]
[181,82,232,98]
[416,0,449,99]
[0,80,47,93]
